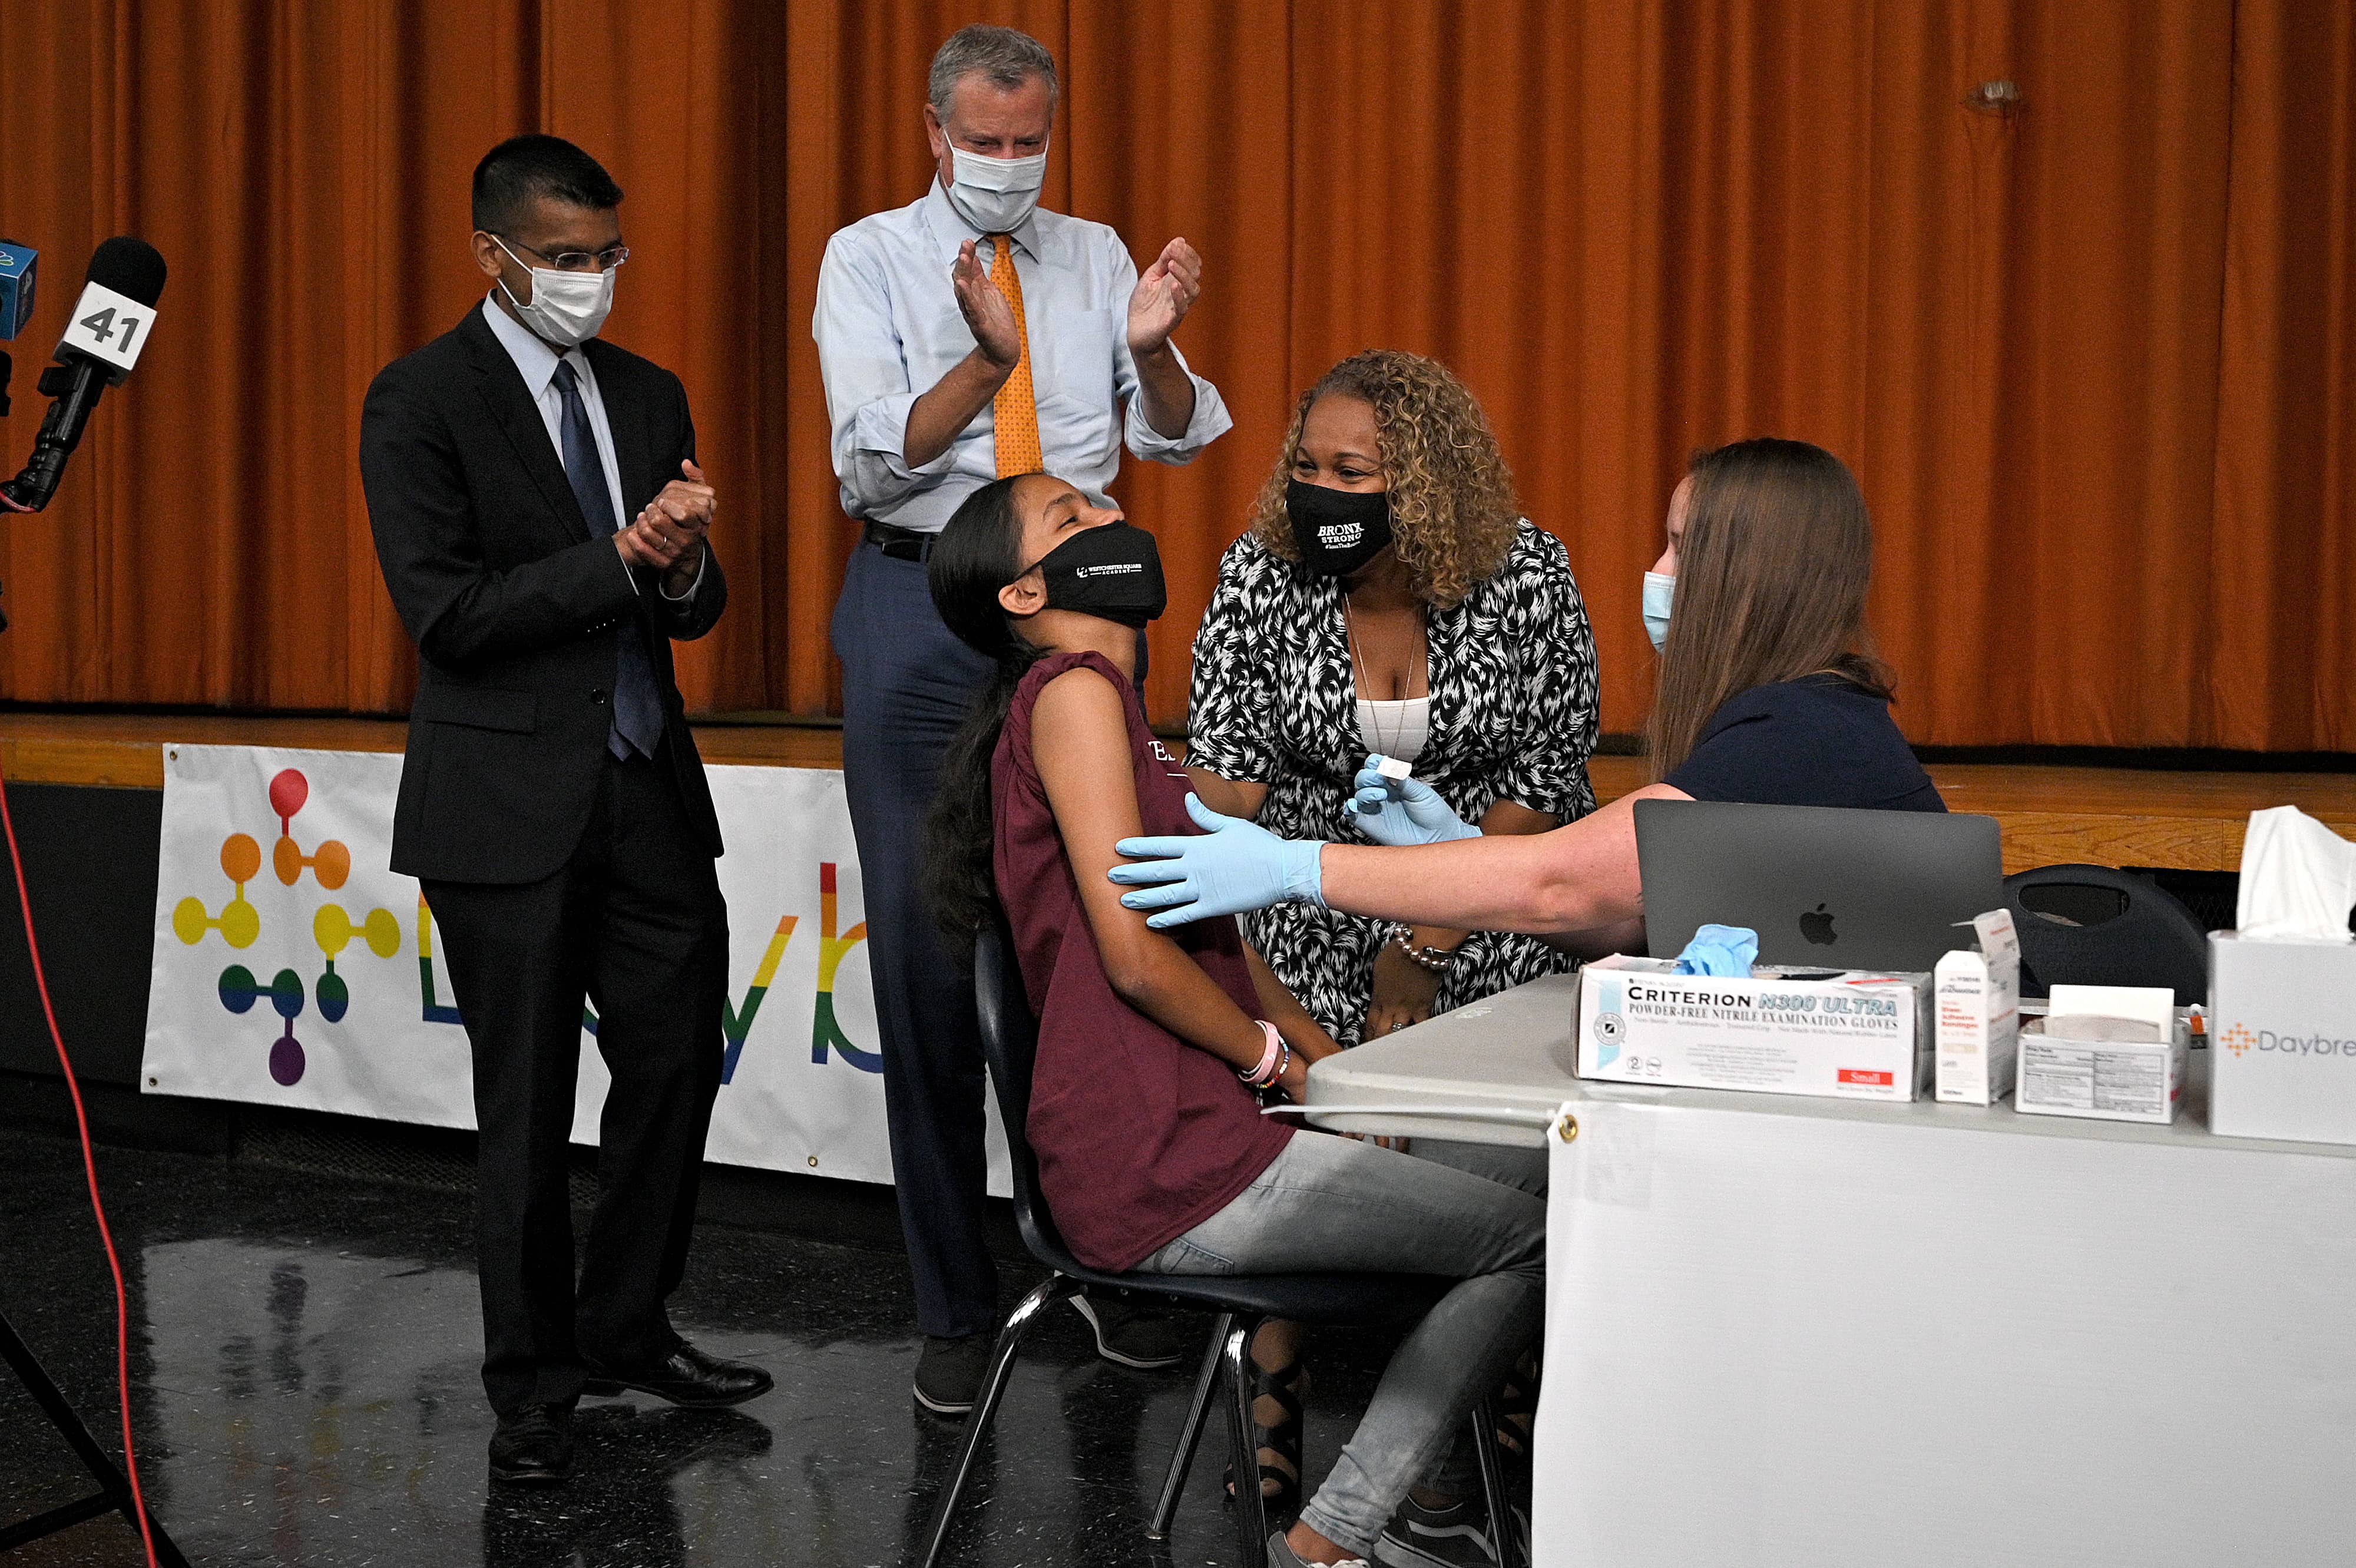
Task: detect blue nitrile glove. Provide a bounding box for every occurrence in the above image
[1110,793,1328,930]
[1673,924,1759,977]
[1347,756,1483,846]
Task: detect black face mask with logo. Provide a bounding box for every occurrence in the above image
[1285,479,1396,577]
[1034,522,1168,629]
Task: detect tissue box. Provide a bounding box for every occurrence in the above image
[2209,931,2356,1145]
[2015,984,2183,1124]
[1576,954,1931,1101]
[1935,909,2021,1105]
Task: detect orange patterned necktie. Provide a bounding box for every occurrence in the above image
[988,234,1043,477]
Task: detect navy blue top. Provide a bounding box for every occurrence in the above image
[1665,674,1945,812]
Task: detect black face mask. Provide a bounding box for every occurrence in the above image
[1033,522,1167,629]
[1285,479,1395,577]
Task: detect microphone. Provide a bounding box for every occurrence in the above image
[0,239,34,339]
[1,237,167,514]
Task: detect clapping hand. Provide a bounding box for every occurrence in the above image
[951,239,1024,372]
[616,459,714,591]
[1126,237,1202,358]
[1346,757,1481,846]
[1110,794,1327,929]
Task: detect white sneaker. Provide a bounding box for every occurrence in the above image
[1265,1528,1373,1568]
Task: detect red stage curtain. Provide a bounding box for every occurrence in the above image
[0,0,2347,747]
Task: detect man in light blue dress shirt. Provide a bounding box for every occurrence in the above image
[813,24,1230,1414]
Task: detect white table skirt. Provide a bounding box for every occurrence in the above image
[1305,974,2356,1567]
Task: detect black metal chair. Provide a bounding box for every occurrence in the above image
[916,918,1524,1568]
[2003,863,2211,1003]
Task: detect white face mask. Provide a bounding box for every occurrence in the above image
[944,141,1048,233]
[493,236,616,349]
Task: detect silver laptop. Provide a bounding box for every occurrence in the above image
[1634,800,2003,972]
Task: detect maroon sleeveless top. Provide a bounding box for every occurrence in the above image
[992,651,1293,1272]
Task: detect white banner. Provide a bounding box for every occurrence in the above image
[141,743,1006,1190]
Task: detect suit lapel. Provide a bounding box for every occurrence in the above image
[584,340,654,523]
[459,307,591,544]
[583,340,665,633]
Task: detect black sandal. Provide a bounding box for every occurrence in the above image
[1225,1354,1309,1525]
[1496,1344,1539,1463]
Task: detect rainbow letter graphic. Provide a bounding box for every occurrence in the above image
[416,895,464,1025]
[810,862,879,1072]
[721,912,800,1083]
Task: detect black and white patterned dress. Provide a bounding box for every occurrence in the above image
[1186,521,1601,1047]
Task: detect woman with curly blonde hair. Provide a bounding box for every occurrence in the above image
[1188,350,1600,1058]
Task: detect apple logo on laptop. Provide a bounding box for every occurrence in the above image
[1799,903,1838,946]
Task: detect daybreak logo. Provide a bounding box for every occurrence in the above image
[2251,1028,2356,1059]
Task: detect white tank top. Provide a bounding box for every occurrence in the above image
[1355,695,1431,765]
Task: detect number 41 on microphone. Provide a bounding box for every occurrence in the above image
[59,282,153,381]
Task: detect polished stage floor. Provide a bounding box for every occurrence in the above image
[0,1128,1391,1567]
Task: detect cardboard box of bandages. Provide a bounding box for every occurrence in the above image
[1935,910,2021,1106]
[2209,932,2356,1145]
[1576,955,1933,1101]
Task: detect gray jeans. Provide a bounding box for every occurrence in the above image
[1135,1131,1547,1555]
[1409,1137,1550,1197]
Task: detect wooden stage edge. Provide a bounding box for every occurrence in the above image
[4,712,2352,876]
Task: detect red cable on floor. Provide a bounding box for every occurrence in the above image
[0,759,160,1568]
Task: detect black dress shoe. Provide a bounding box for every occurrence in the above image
[581,1340,773,1408]
[488,1403,574,1486]
[913,1332,994,1416]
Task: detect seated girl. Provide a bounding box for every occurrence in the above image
[923,471,1546,1568]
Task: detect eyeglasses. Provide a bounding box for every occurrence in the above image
[496,235,630,273]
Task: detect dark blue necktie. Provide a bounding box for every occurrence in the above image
[552,359,664,760]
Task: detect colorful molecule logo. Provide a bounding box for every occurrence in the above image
[174,768,401,1086]
[173,834,262,948]
[268,769,352,891]
[2223,1023,2254,1057]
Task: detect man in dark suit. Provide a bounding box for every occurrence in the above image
[360,134,770,1486]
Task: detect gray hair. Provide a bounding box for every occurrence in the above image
[928,24,1059,116]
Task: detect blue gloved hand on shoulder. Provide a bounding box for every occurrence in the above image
[1109,794,1328,930]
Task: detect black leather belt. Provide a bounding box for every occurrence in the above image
[863,520,937,561]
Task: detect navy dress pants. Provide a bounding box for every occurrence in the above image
[832,541,1000,1338]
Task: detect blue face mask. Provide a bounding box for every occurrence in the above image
[1643,571,1675,651]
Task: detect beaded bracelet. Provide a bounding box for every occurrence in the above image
[1391,925,1459,974]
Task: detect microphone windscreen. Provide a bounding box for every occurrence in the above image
[87,237,166,307]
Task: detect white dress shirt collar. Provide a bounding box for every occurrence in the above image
[919,174,1042,263]
[479,292,591,398]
